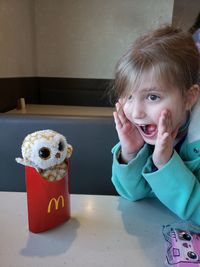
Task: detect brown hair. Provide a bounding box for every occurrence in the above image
[112,25,200,101]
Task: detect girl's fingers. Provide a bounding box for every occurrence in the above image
[166,110,173,132]
[172,123,181,139]
[118,98,124,105]
[115,101,121,112]
[158,109,172,136]
[162,110,180,140]
[113,111,123,129]
[158,111,166,136]
[115,102,127,125]
[161,132,170,145]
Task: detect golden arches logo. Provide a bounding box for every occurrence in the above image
[47,195,65,213]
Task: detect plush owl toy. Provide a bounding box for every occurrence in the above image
[16,130,73,181]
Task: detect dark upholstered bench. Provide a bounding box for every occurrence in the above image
[0,114,118,195]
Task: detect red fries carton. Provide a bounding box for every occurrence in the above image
[15,130,73,233]
[25,165,70,233]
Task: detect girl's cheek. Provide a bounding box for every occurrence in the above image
[153,110,163,125]
[123,104,131,118]
[124,110,131,121]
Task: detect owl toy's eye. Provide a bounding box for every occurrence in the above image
[58,141,65,151]
[39,147,51,160]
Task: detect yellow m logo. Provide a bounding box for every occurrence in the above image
[47,195,65,213]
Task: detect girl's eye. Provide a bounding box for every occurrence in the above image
[128,95,132,100]
[147,94,160,101]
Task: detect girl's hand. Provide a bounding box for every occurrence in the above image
[113,100,144,163]
[152,109,179,169]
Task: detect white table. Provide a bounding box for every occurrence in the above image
[0,192,178,267]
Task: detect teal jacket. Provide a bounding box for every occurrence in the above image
[111,99,200,225]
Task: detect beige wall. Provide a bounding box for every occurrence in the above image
[0,0,174,78]
[35,0,174,79]
[0,0,36,77]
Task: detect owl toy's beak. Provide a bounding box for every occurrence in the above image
[55,152,61,158]
[67,144,73,158]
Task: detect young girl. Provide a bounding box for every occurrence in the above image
[111,25,200,224]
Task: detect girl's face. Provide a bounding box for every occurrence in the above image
[123,72,189,145]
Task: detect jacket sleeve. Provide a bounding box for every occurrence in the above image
[142,150,200,225]
[111,143,155,201]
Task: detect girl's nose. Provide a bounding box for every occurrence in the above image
[131,103,146,119]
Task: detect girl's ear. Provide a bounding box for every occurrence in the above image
[185,84,200,110]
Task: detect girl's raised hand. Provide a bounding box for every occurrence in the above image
[152,109,179,169]
[113,100,144,163]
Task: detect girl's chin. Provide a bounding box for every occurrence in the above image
[138,129,157,145]
[142,135,157,145]
[144,139,156,145]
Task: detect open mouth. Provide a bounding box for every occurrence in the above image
[139,124,157,137]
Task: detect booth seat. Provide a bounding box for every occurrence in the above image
[0,114,118,195]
